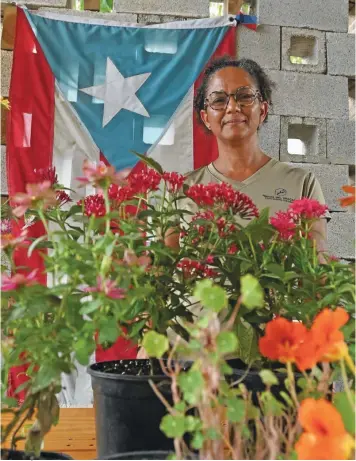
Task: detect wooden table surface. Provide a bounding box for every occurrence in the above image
[2,408,97,460]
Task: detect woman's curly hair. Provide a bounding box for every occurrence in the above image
[194,56,276,126]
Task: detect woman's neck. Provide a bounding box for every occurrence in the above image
[213,137,270,182]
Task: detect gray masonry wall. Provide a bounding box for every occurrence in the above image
[1,0,355,260]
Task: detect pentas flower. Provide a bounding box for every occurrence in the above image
[2,270,38,291]
[128,168,162,194]
[162,172,185,193]
[108,184,135,203]
[295,398,354,460]
[77,160,129,188]
[270,211,296,240]
[177,258,218,278]
[33,166,58,185]
[227,243,239,254]
[12,181,58,218]
[78,194,106,217]
[84,276,126,300]
[339,185,356,207]
[56,190,71,206]
[258,317,309,367]
[1,218,11,234]
[288,198,328,220]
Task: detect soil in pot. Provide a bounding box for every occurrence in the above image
[1,449,72,460]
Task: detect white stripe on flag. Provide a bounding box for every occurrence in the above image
[148,85,194,174]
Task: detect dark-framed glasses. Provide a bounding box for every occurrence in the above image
[204,86,262,111]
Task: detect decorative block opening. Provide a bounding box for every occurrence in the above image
[240,0,258,15]
[287,124,318,156]
[289,36,318,65]
[349,79,355,121]
[209,1,224,17]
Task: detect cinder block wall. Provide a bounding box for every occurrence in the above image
[1,0,355,260]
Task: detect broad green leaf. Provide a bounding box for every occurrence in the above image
[79,298,102,315]
[216,331,238,355]
[193,280,227,312]
[240,274,264,309]
[235,318,260,364]
[259,369,278,386]
[333,391,355,434]
[265,263,285,279]
[185,415,201,432]
[142,331,169,358]
[178,370,203,404]
[74,337,96,366]
[191,431,205,449]
[160,414,186,438]
[226,398,245,423]
[260,391,285,416]
[98,319,120,344]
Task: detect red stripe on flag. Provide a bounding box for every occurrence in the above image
[193,27,236,170]
[6,8,55,403]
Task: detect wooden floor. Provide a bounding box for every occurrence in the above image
[2,408,97,460]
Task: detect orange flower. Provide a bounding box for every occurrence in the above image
[295,398,354,460]
[258,317,308,364]
[339,185,356,207]
[310,307,349,362]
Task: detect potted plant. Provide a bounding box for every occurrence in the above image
[1,157,354,459]
[148,277,355,460]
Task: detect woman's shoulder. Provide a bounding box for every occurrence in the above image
[183,164,215,186]
[269,159,315,181]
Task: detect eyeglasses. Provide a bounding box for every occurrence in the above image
[204,86,262,111]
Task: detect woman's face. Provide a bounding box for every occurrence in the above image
[200,67,268,143]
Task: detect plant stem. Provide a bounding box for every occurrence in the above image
[340,359,354,408]
[286,362,299,408]
[345,352,356,374]
[102,188,111,234]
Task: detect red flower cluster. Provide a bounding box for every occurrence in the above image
[33,166,71,205]
[162,172,186,193]
[79,194,106,217]
[128,169,161,194]
[289,198,328,219]
[270,211,296,240]
[177,258,218,279]
[186,183,259,219]
[108,184,135,204]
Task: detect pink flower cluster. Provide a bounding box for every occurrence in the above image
[186,182,259,219]
[270,198,328,240]
[2,270,38,291]
[84,276,126,300]
[78,195,106,218]
[77,160,129,188]
[177,258,218,278]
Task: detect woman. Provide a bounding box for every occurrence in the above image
[166,56,328,253]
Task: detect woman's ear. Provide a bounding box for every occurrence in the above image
[200,109,211,131]
[259,101,269,125]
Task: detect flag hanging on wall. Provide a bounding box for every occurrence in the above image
[6,7,257,405]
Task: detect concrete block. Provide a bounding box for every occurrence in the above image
[39,7,137,22]
[328,212,355,260]
[281,27,326,74]
[258,0,348,32]
[259,115,280,159]
[137,14,189,24]
[269,71,349,119]
[1,146,7,195]
[288,163,349,212]
[327,120,355,165]
[115,0,209,18]
[1,50,12,97]
[327,33,355,77]
[280,117,326,163]
[237,25,280,70]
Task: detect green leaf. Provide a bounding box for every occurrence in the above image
[333,391,355,434]
[226,398,245,423]
[259,369,278,386]
[235,318,260,364]
[240,274,264,309]
[79,298,102,315]
[260,391,285,416]
[160,414,186,438]
[265,263,285,279]
[142,331,169,358]
[216,331,238,355]
[185,415,201,432]
[191,431,205,449]
[131,151,164,174]
[98,318,120,344]
[99,0,113,12]
[27,235,48,257]
[74,337,96,366]
[178,370,203,404]
[31,366,60,393]
[193,280,227,312]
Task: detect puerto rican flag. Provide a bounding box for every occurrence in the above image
[6,7,254,405]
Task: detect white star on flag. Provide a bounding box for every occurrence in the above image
[80,58,151,127]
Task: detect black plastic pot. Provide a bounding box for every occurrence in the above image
[88,360,176,460]
[102,451,172,460]
[1,449,72,460]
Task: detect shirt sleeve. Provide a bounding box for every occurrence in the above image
[302,172,331,221]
